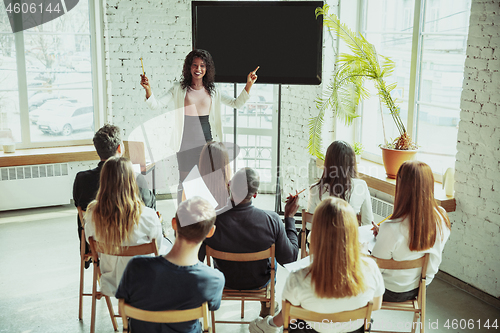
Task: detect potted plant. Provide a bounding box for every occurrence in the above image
[353,142,363,164]
[308,5,417,178]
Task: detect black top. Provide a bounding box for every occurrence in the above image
[116,256,224,333]
[199,201,299,289]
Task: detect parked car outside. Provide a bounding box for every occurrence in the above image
[37,105,94,135]
[29,100,78,124]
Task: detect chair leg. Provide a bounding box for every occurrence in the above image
[79,254,85,320]
[211,310,216,333]
[105,296,118,331]
[90,268,98,333]
[411,312,419,333]
[241,299,244,319]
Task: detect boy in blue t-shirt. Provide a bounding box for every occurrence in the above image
[116,197,224,333]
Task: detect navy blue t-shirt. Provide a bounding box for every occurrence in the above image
[116,256,224,333]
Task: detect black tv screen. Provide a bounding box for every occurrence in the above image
[192,1,323,85]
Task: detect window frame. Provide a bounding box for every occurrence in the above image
[356,0,470,178]
[1,0,105,150]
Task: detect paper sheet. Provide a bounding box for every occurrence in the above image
[182,166,219,209]
[284,256,311,273]
[358,224,376,254]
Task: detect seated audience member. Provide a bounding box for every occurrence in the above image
[308,140,373,225]
[371,160,451,302]
[85,157,171,296]
[250,197,384,333]
[200,167,299,317]
[116,197,224,333]
[198,141,232,211]
[73,124,156,265]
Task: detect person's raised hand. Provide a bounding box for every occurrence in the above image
[140,74,152,99]
[244,66,259,94]
[284,193,299,218]
[247,66,259,85]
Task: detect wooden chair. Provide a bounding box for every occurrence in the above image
[205,244,276,333]
[118,299,211,333]
[87,237,158,333]
[78,207,92,321]
[371,253,430,333]
[283,300,374,333]
[301,209,313,258]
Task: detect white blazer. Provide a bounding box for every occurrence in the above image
[146,82,250,151]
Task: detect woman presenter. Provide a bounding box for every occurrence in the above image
[140,49,258,195]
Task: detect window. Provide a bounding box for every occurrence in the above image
[358,0,471,174]
[0,0,100,149]
[219,83,279,193]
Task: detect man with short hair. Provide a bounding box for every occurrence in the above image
[200,167,299,317]
[73,124,156,262]
[116,197,224,332]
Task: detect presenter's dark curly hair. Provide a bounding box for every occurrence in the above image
[180,49,216,96]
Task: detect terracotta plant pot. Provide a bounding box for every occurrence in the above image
[380,147,418,179]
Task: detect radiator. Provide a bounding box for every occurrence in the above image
[371,196,394,224]
[0,163,73,211]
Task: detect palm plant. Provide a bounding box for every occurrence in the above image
[308,5,416,159]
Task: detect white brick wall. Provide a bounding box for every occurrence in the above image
[440,0,500,297]
[103,0,192,194]
[280,84,322,207]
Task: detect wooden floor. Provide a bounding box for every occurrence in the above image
[0,197,498,333]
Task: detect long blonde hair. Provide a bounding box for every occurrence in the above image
[87,157,144,254]
[309,197,366,298]
[392,160,450,251]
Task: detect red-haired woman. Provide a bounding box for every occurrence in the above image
[250,197,384,333]
[371,160,451,302]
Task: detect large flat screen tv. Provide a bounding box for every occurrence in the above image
[192,1,323,85]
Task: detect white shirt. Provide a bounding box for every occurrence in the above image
[370,211,450,292]
[282,257,384,333]
[146,82,249,151]
[307,178,374,226]
[85,206,171,296]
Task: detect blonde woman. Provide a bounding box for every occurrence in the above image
[250,197,384,333]
[85,157,171,296]
[371,160,451,302]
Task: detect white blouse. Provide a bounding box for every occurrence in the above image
[85,206,171,296]
[282,257,385,333]
[371,210,450,292]
[307,178,374,226]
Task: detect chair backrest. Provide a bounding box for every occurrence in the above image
[205,244,275,264]
[372,253,429,279]
[283,300,373,333]
[119,299,210,332]
[88,237,158,261]
[301,209,313,258]
[123,140,147,172]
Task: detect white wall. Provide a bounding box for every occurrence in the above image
[103,0,192,194]
[439,0,500,297]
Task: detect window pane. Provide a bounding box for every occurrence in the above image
[0,23,19,143]
[219,83,277,190]
[4,0,95,147]
[360,31,413,154]
[416,0,471,172]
